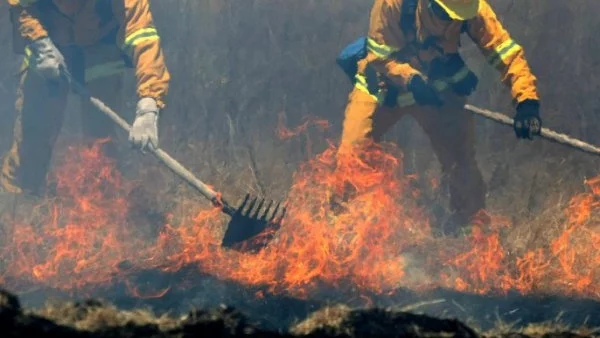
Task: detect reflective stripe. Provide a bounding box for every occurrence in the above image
[21,46,126,82]
[14,0,38,7]
[355,73,453,108]
[354,74,385,103]
[367,38,400,59]
[396,79,449,108]
[21,46,32,72]
[487,39,522,68]
[449,66,470,84]
[122,27,159,56]
[85,60,127,83]
[354,60,459,107]
[397,92,415,107]
[432,79,449,92]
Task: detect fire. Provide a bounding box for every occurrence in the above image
[155,140,432,297]
[276,113,330,140]
[0,139,152,294]
[1,125,600,303]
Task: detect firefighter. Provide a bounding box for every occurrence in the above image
[335,0,541,234]
[1,0,170,197]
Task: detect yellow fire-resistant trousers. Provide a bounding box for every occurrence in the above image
[1,44,127,196]
[338,87,487,231]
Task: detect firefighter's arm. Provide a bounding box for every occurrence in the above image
[115,0,170,108]
[366,0,421,88]
[467,1,539,103]
[7,0,48,42]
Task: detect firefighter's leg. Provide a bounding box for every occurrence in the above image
[79,46,127,161]
[339,88,401,156]
[0,70,69,196]
[410,96,486,235]
[333,88,403,208]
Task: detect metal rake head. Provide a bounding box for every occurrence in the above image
[221,193,287,253]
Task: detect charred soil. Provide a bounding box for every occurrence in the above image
[1,287,598,338]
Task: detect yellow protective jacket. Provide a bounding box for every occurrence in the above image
[360,0,539,105]
[7,0,170,108]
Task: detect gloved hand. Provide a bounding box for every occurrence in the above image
[514,99,542,140]
[383,84,399,108]
[450,70,479,96]
[407,75,444,107]
[430,54,479,97]
[28,37,67,81]
[129,97,160,152]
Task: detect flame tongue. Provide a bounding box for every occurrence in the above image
[0,140,148,293]
[1,138,600,302]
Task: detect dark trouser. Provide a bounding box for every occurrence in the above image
[1,44,126,196]
[337,87,487,233]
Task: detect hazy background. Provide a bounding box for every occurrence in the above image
[1,0,599,227]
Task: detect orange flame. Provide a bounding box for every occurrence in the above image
[276,113,330,140]
[0,140,147,293]
[1,137,600,303]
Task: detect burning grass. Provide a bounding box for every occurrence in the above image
[1,140,600,294]
[1,137,600,331]
[1,0,600,335]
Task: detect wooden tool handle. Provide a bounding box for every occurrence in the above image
[464,104,600,156]
[67,77,236,214]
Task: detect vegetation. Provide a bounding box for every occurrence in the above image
[1,0,599,336]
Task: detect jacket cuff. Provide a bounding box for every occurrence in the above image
[514,93,540,106]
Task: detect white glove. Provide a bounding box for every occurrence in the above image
[129,97,160,152]
[28,37,67,80]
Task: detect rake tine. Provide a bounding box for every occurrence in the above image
[244,196,258,217]
[251,198,265,219]
[236,193,251,215]
[260,200,275,221]
[64,73,282,254]
[274,203,288,224]
[269,201,281,222]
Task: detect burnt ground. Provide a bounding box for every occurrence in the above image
[3,265,599,338]
[1,288,596,338]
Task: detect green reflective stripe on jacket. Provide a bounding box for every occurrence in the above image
[122,27,159,56]
[397,91,415,107]
[85,60,127,83]
[367,38,400,60]
[355,75,452,108]
[14,0,38,7]
[396,78,449,108]
[20,46,32,72]
[355,73,386,103]
[449,66,470,84]
[355,67,459,108]
[21,46,126,82]
[487,39,522,68]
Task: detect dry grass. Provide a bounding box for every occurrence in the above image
[1,0,600,335]
[485,317,599,338]
[35,299,179,332]
[0,0,599,222]
[138,0,600,228]
[289,304,599,337]
[1,288,596,337]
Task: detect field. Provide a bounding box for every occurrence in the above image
[1,1,600,337]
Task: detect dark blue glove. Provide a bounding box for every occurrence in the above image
[407,75,444,107]
[429,54,479,97]
[383,84,399,107]
[451,70,478,96]
[514,99,542,140]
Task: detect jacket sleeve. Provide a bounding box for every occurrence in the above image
[115,0,170,109]
[365,0,421,88]
[7,0,48,42]
[467,1,539,103]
